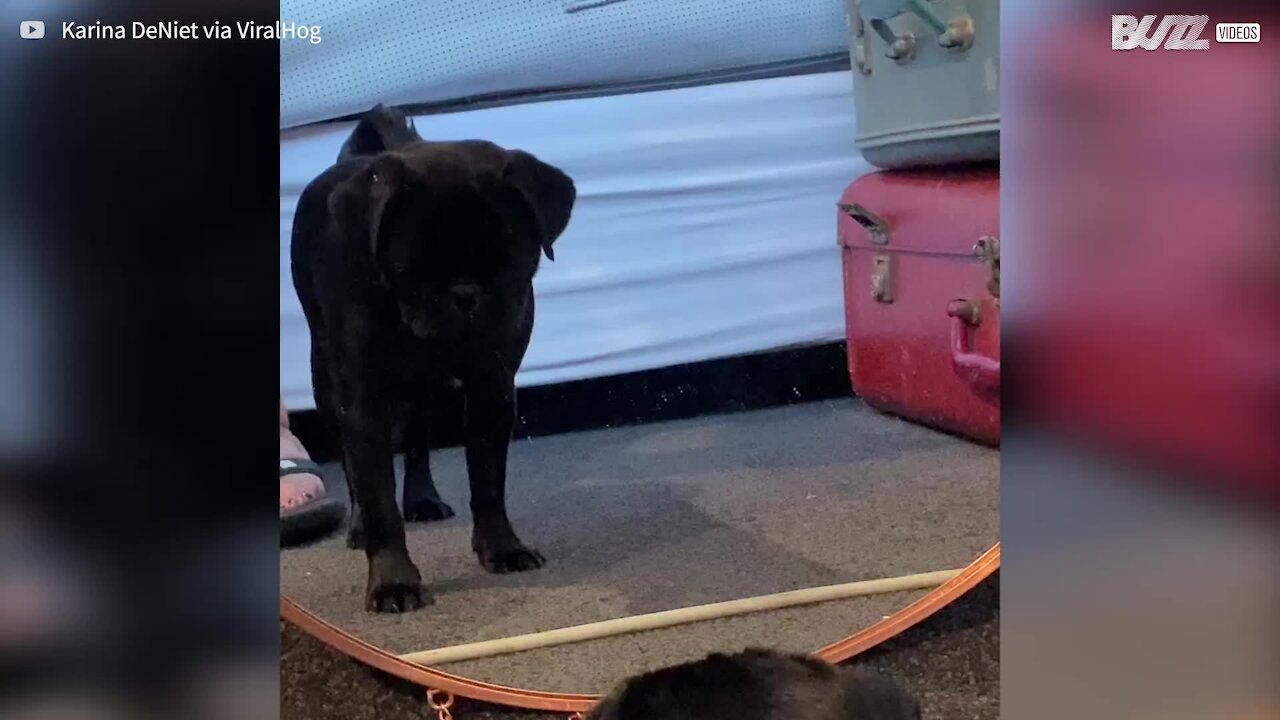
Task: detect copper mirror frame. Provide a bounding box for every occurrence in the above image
[281,543,999,714]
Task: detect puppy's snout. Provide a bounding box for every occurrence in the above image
[452,284,479,313]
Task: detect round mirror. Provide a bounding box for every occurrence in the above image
[279,11,1000,701]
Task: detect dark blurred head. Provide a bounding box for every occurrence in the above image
[587,649,921,720]
[328,140,575,342]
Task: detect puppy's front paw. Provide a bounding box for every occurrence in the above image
[366,551,431,613]
[403,497,456,523]
[475,540,546,574]
[367,582,428,613]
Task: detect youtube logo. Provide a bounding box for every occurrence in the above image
[20,20,45,40]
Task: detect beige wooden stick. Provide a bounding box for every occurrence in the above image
[399,567,961,666]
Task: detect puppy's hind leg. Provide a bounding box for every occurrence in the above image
[345,483,369,549]
[463,371,545,574]
[403,417,455,522]
[309,342,369,550]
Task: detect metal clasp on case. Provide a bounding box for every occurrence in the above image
[868,18,917,62]
[973,235,999,303]
[855,0,917,63]
[871,254,894,303]
[905,0,975,50]
[939,14,975,50]
[859,0,975,59]
[850,11,873,75]
[839,203,891,245]
[839,202,895,304]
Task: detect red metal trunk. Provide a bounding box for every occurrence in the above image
[838,168,1000,445]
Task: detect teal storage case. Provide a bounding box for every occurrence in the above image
[846,0,1000,169]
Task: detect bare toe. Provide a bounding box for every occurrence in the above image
[280,471,325,512]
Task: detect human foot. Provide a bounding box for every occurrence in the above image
[281,398,344,544]
[280,403,328,512]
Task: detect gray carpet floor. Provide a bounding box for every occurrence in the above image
[280,398,999,694]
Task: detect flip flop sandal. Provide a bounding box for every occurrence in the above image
[280,458,346,547]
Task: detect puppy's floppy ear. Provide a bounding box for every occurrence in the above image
[503,150,576,261]
[328,155,403,261]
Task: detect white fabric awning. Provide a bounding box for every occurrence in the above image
[280,0,850,128]
[280,71,872,410]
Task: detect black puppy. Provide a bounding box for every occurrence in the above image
[588,649,922,720]
[291,105,576,612]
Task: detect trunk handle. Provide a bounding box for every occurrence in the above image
[946,299,1000,392]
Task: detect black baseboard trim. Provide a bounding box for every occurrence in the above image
[287,342,852,463]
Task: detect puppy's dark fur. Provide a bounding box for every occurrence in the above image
[291,105,576,612]
[588,649,922,720]
[337,103,421,162]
